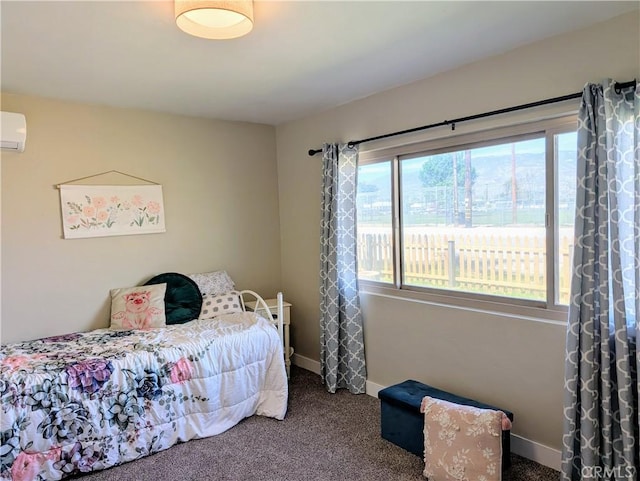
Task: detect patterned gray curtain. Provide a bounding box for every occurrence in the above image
[319,143,367,394]
[562,80,639,480]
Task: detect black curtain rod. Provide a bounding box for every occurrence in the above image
[307,79,637,156]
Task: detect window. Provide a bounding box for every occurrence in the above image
[356,118,577,310]
[356,161,394,283]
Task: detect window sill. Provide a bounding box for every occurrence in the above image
[359,282,568,326]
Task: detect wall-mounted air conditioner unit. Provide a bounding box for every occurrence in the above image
[1,111,27,153]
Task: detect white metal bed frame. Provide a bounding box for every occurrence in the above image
[239,290,284,350]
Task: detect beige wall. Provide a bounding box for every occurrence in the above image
[1,8,637,457]
[1,93,282,344]
[275,11,639,452]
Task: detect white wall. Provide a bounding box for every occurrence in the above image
[275,11,639,459]
[1,93,282,344]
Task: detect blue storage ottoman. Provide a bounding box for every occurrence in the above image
[378,380,514,469]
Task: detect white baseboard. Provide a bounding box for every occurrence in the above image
[291,355,385,399]
[511,434,561,471]
[365,380,386,398]
[291,355,561,471]
[291,353,320,374]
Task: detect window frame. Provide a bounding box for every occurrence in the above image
[356,115,577,320]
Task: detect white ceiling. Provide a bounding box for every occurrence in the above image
[1,1,637,125]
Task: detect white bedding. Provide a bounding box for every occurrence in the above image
[0,312,288,480]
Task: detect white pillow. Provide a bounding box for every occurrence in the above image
[110,283,167,330]
[199,291,243,319]
[188,270,235,296]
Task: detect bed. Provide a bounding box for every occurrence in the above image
[0,273,288,481]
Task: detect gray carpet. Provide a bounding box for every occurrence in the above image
[75,366,560,480]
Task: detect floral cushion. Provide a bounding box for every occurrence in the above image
[199,291,243,319]
[420,396,503,481]
[109,284,166,330]
[187,270,235,296]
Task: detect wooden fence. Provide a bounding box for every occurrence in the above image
[357,231,573,303]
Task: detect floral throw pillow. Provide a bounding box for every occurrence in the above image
[187,270,235,296]
[110,284,167,330]
[420,396,503,481]
[199,291,243,319]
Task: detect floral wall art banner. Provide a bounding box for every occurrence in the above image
[59,184,166,239]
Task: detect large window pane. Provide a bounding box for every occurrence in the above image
[356,161,393,283]
[555,131,577,305]
[400,138,547,301]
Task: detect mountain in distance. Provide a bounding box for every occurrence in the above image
[359,148,577,204]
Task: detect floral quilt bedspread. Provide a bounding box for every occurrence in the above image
[0,313,288,481]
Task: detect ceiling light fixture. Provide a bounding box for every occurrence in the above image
[175,0,254,40]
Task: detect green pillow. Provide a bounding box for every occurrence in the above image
[144,273,203,325]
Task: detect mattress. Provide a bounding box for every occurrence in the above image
[0,312,288,480]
